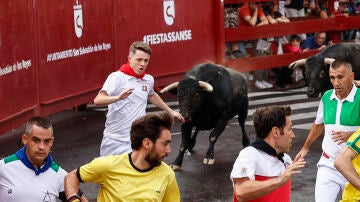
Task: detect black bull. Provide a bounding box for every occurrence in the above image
[290,42,360,97]
[160,63,250,170]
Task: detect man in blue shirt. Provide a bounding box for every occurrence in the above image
[302,32,332,51]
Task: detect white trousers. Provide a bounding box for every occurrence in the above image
[100,137,132,156]
[284,8,305,18]
[315,156,348,202]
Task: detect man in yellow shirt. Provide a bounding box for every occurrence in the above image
[64,112,180,202]
[335,128,360,201]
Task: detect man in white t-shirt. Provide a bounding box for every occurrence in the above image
[294,59,360,201]
[230,105,305,202]
[94,41,184,156]
[0,116,86,202]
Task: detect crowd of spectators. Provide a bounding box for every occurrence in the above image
[224,0,360,89]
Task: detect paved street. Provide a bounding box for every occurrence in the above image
[0,87,330,201]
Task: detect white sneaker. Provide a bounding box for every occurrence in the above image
[255,80,267,89]
[261,80,273,88]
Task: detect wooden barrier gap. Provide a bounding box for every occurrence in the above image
[224,50,319,72]
[225,16,360,41]
[223,12,360,71]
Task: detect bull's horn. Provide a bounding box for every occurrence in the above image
[324,58,335,65]
[289,59,307,69]
[160,82,179,94]
[353,80,360,87]
[198,81,213,92]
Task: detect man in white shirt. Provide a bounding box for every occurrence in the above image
[0,116,87,202]
[295,59,360,201]
[94,41,184,156]
[231,105,305,202]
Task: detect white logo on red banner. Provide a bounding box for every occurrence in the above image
[73,0,83,38]
[163,0,175,26]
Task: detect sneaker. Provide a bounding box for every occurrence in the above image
[261,80,273,89]
[255,80,267,89]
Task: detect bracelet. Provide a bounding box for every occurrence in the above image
[78,190,83,197]
[277,177,282,185]
[67,194,81,202]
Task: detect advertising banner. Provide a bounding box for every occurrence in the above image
[0,1,36,125]
[116,0,218,86]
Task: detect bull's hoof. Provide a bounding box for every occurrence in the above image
[203,158,215,165]
[170,164,182,171]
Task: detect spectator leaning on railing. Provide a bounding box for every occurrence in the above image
[238,2,274,90]
[302,32,333,51]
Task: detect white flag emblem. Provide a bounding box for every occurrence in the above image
[73,1,83,38]
[163,0,175,26]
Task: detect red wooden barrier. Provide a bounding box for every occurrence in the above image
[223,1,360,71]
[0,0,219,135]
[0,0,359,135]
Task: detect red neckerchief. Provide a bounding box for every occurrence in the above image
[119,63,145,79]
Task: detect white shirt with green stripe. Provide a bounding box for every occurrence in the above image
[315,84,360,163]
[0,152,67,202]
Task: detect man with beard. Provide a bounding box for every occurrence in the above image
[64,112,180,202]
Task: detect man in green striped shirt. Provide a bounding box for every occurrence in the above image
[294,59,360,201]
